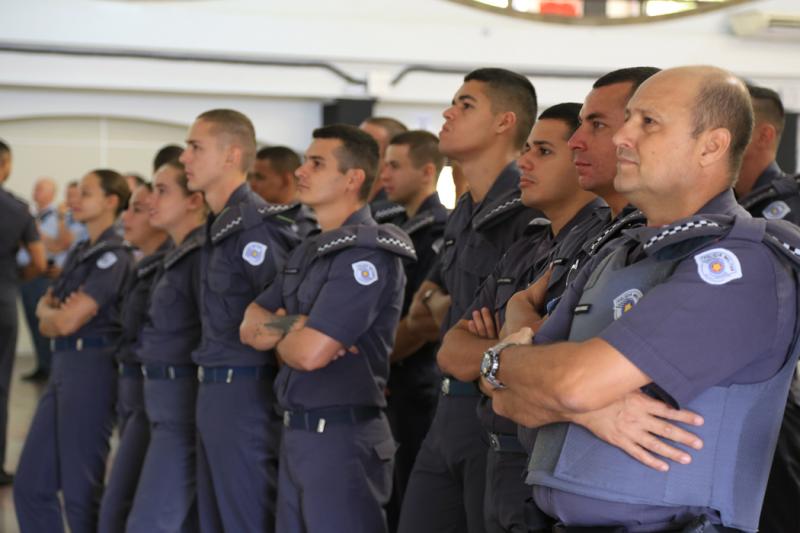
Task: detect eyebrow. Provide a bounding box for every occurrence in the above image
[584,112,606,121]
[452,94,478,105]
[532,140,554,147]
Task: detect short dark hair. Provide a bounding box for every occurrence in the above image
[153,144,184,172]
[594,67,661,100]
[256,146,302,176]
[389,130,445,175]
[691,78,754,179]
[90,169,131,215]
[0,139,9,157]
[464,68,538,150]
[538,103,583,138]
[125,173,147,188]
[196,109,257,172]
[160,160,192,195]
[362,117,408,140]
[747,84,785,139]
[67,180,79,188]
[312,124,379,201]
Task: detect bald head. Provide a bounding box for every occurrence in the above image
[33,177,57,209]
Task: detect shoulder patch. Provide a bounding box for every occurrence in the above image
[763,200,791,220]
[613,288,643,319]
[694,248,742,286]
[96,251,118,270]
[352,260,379,286]
[242,241,268,266]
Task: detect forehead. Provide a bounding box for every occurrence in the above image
[582,83,632,118]
[531,119,570,143]
[454,80,491,103]
[131,186,151,203]
[81,173,101,189]
[154,165,179,184]
[253,158,277,173]
[306,138,342,158]
[187,119,216,140]
[627,76,694,116]
[385,143,410,160]
[360,122,388,143]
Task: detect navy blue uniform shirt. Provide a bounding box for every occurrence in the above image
[0,188,39,288]
[256,206,408,411]
[116,239,172,363]
[531,190,797,527]
[139,226,204,366]
[739,161,800,226]
[431,162,541,334]
[193,183,299,367]
[51,226,135,338]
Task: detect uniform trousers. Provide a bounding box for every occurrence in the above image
[0,289,18,469]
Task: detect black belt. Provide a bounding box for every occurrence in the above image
[118,361,142,378]
[440,377,480,397]
[283,406,382,433]
[142,364,196,380]
[488,432,526,453]
[52,335,114,352]
[197,365,274,384]
[552,516,743,533]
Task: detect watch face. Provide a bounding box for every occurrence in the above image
[480,352,492,378]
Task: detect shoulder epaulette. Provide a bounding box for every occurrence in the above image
[136,258,163,279]
[474,192,524,230]
[584,209,646,257]
[639,215,732,256]
[210,201,297,244]
[164,232,205,270]
[78,239,129,263]
[525,217,551,235]
[402,213,436,236]
[316,224,416,261]
[740,177,800,212]
[762,218,800,270]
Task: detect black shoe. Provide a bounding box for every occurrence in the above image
[0,470,13,486]
[21,368,49,383]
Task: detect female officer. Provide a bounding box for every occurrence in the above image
[126,160,206,533]
[99,182,171,533]
[14,169,134,533]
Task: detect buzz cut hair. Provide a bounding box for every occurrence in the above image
[256,146,302,176]
[464,68,538,150]
[312,124,379,202]
[0,139,9,157]
[747,84,786,139]
[362,117,408,140]
[196,109,257,172]
[538,103,583,139]
[594,67,662,101]
[388,130,446,176]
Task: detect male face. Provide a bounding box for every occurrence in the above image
[33,179,56,208]
[360,122,391,161]
[295,138,350,209]
[180,119,229,193]
[439,80,500,160]
[612,72,699,203]
[251,158,290,204]
[517,119,581,211]
[0,152,11,183]
[380,144,427,207]
[66,184,81,212]
[568,82,632,194]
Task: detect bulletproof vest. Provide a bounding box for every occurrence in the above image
[527,214,800,532]
[277,223,415,409]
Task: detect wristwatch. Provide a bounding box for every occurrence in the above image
[481,341,515,390]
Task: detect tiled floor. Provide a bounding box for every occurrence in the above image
[2,354,52,533]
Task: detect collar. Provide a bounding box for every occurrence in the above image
[223,182,254,211]
[418,192,446,214]
[554,197,608,245]
[342,205,376,227]
[751,161,786,192]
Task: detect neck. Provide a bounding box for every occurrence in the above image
[599,189,629,219]
[315,201,363,232]
[86,214,116,244]
[456,145,517,203]
[277,188,297,205]
[169,216,204,246]
[543,193,597,236]
[36,202,51,212]
[641,188,725,227]
[403,190,435,218]
[137,233,168,256]
[206,175,246,214]
[734,157,772,198]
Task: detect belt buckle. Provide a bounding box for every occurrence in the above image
[197,366,205,382]
[76,337,84,351]
[283,411,291,428]
[168,366,176,380]
[226,368,233,384]
[489,433,500,451]
[141,365,148,378]
[441,378,450,395]
[316,418,326,433]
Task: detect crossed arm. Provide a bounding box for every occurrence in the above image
[36,288,99,337]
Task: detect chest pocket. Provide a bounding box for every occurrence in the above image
[283,260,330,315]
[53,260,92,300]
[151,283,179,309]
[461,233,503,281]
[494,277,518,312]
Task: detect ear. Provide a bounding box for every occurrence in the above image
[698,127,732,168]
[281,171,294,187]
[754,122,778,148]
[187,191,205,210]
[421,162,437,184]
[105,193,120,214]
[225,144,243,171]
[345,168,366,197]
[495,111,518,137]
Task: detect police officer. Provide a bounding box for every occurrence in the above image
[15,169,134,533]
[379,130,449,530]
[0,139,46,485]
[490,66,799,533]
[98,182,171,533]
[735,84,800,225]
[127,160,206,533]
[398,68,540,533]
[438,103,607,532]
[249,145,318,238]
[240,124,414,533]
[180,109,298,533]
[361,116,410,223]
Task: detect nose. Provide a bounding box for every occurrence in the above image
[567,127,586,152]
[178,148,189,164]
[442,105,455,121]
[612,119,635,151]
[517,149,535,173]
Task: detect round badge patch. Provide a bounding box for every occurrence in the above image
[694,248,742,286]
[613,288,643,320]
[242,242,267,266]
[351,260,378,286]
[763,200,791,220]
[96,251,118,270]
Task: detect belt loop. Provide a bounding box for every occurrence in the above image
[168,366,176,380]
[50,339,55,352]
[141,365,147,378]
[283,411,290,427]
[197,366,204,382]
[316,418,326,433]
[226,368,233,383]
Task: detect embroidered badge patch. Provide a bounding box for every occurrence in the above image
[613,288,643,320]
[694,248,742,286]
[763,200,791,220]
[352,261,378,286]
[96,251,118,270]
[242,242,267,266]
